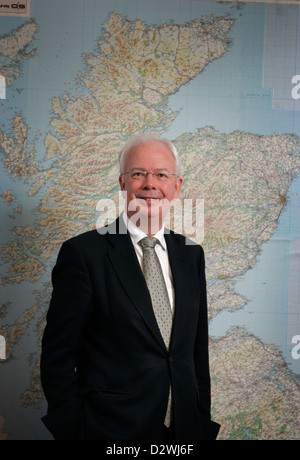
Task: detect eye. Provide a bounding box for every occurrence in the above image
[157,172,168,179]
[131,171,145,178]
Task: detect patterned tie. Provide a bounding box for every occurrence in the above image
[139,236,173,427]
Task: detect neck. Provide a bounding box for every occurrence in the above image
[125,211,164,236]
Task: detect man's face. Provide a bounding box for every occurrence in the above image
[119,140,183,230]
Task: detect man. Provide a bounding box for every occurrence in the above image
[40,133,220,440]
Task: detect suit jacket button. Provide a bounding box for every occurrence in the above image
[169,356,173,362]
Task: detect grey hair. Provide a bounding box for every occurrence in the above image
[119,133,182,177]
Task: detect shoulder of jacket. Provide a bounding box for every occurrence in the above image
[165,231,205,261]
[65,229,99,243]
[61,229,107,253]
[166,229,203,247]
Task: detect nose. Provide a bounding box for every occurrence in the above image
[142,172,156,189]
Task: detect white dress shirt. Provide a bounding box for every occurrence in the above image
[122,212,175,313]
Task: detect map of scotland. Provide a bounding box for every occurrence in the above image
[0,0,299,440]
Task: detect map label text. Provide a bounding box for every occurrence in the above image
[0,335,6,360]
[0,75,5,99]
[0,0,30,17]
[291,75,300,100]
[291,335,300,360]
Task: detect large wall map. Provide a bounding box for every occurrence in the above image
[0,0,299,440]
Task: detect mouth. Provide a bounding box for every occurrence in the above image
[139,198,162,207]
[127,196,169,216]
[136,196,162,202]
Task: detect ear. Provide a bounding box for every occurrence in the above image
[119,174,125,191]
[174,177,183,199]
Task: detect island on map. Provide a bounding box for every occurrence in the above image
[0,19,36,86]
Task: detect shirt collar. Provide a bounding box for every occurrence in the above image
[121,211,167,250]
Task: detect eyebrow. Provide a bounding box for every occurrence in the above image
[131,167,171,172]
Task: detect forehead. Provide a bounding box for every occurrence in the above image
[125,140,175,170]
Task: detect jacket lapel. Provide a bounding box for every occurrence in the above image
[106,218,166,351]
[164,233,190,352]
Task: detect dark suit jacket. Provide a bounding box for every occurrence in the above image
[40,217,220,440]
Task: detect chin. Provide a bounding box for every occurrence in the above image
[142,200,164,216]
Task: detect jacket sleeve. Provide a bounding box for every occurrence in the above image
[194,246,221,439]
[40,239,93,440]
[194,246,211,416]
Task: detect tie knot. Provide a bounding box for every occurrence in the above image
[139,237,158,251]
